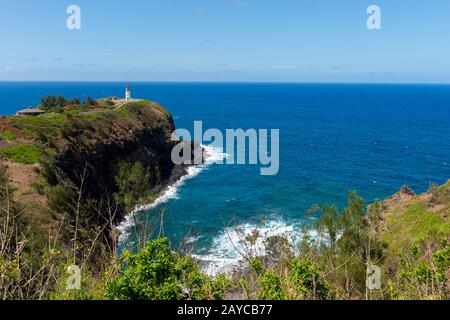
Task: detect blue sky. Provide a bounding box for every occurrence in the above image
[1,0,450,82]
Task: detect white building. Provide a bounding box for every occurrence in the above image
[16,107,46,117]
[125,85,131,100]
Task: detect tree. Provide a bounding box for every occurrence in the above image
[317,204,341,254]
[68,97,81,105]
[336,192,386,297]
[113,161,152,210]
[106,238,229,300]
[339,191,367,256]
[41,96,68,110]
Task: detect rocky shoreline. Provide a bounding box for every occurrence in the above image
[116,141,206,242]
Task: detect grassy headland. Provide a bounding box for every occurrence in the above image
[0,96,182,299]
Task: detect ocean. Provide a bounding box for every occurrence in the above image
[2,82,450,274]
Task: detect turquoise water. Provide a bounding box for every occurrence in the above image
[2,82,450,272]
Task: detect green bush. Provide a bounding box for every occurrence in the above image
[0,165,65,299]
[113,161,154,210]
[45,183,75,214]
[288,258,333,300]
[250,258,263,274]
[433,243,450,283]
[106,238,228,300]
[41,96,66,110]
[258,270,287,300]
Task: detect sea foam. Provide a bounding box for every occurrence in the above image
[116,146,314,276]
[192,219,317,276]
[116,144,229,243]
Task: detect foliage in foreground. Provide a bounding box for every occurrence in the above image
[1,156,449,300]
[107,238,230,300]
[0,164,63,299]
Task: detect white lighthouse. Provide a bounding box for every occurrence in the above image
[125,85,131,101]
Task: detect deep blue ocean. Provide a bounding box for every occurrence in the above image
[2,82,450,273]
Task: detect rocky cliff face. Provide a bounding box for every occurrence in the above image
[55,106,176,208]
[3,100,189,228]
[0,99,206,272]
[51,102,188,222]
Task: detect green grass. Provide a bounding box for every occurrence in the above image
[10,101,153,138]
[116,107,133,116]
[127,100,149,108]
[81,112,107,120]
[1,100,167,159]
[0,144,41,164]
[63,109,84,116]
[384,202,450,250]
[11,113,69,139]
[401,203,450,239]
[95,99,116,109]
[128,100,164,113]
[0,130,17,142]
[437,179,450,193]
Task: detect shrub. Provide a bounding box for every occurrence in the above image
[106,238,227,300]
[258,270,287,300]
[45,183,75,214]
[432,242,450,283]
[41,96,68,110]
[288,258,333,300]
[0,165,64,299]
[113,161,154,210]
[250,258,263,274]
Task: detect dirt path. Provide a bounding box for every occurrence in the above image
[5,162,46,205]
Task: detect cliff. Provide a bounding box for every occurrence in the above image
[0,99,208,299]
[0,100,191,243]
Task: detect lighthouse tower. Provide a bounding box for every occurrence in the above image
[125,85,131,101]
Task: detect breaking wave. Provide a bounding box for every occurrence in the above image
[192,219,317,276]
[116,144,229,243]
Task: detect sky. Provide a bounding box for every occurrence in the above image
[1,0,450,82]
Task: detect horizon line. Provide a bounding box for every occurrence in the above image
[1,80,450,86]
